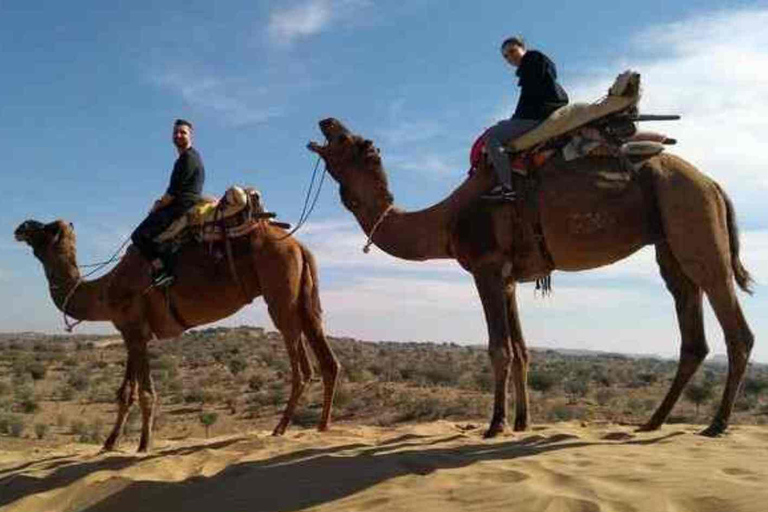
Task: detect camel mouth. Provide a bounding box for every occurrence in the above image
[14,220,44,243]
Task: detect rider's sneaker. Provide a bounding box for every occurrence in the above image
[481,185,517,202]
[150,268,175,288]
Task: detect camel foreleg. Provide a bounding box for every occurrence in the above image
[473,264,513,438]
[505,280,530,432]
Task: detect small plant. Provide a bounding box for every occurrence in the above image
[34,423,50,440]
[685,382,715,417]
[199,411,218,438]
[8,415,25,437]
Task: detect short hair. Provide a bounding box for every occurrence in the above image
[174,118,193,130]
[500,36,525,53]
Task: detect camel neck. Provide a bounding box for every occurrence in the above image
[42,248,111,322]
[351,169,494,261]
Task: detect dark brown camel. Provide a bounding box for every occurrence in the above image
[15,219,340,452]
[308,117,754,437]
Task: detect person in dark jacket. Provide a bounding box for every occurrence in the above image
[483,36,569,201]
[131,118,205,286]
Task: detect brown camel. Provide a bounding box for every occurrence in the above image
[14,219,340,452]
[308,117,754,437]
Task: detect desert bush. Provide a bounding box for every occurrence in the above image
[67,372,90,392]
[0,380,10,397]
[529,369,558,393]
[248,374,266,392]
[595,388,616,406]
[684,382,715,416]
[564,378,589,404]
[8,415,25,437]
[227,358,247,376]
[199,411,218,438]
[291,407,321,427]
[34,423,50,439]
[70,419,88,436]
[58,384,77,401]
[28,361,48,382]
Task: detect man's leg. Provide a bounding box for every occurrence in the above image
[130,207,184,284]
[484,119,539,199]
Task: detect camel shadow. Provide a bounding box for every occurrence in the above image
[29,430,684,512]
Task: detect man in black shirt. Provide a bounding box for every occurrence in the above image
[483,37,569,201]
[131,118,205,286]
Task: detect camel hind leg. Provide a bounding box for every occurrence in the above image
[639,242,708,431]
[655,161,754,434]
[297,245,340,431]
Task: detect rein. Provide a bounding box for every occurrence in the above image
[363,204,394,254]
[274,156,327,241]
[60,279,84,332]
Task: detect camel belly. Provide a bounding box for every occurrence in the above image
[538,158,657,271]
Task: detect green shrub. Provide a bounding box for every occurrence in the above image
[34,423,49,440]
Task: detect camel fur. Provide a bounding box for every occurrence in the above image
[15,219,340,452]
[308,117,754,438]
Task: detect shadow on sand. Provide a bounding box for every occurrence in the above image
[1,430,686,512]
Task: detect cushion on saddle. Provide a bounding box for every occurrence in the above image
[155,186,263,244]
[508,70,641,152]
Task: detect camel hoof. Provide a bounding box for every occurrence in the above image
[699,425,726,438]
[635,423,659,433]
[513,419,528,432]
[483,422,509,439]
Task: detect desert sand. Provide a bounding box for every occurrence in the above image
[1,421,767,512]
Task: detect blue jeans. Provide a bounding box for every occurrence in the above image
[486,118,540,187]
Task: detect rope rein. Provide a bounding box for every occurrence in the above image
[363,204,394,254]
[61,279,84,333]
[274,156,327,241]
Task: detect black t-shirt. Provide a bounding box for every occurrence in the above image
[513,50,569,120]
[166,147,205,206]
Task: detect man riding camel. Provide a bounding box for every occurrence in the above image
[483,36,569,201]
[131,119,206,286]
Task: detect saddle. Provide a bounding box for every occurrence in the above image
[469,71,678,177]
[155,186,268,247]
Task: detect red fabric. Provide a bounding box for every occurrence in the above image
[470,128,490,170]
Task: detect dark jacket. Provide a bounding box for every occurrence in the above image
[166,147,205,206]
[513,50,569,120]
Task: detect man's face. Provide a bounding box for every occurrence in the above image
[172,124,193,151]
[502,44,525,67]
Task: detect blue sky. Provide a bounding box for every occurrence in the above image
[2,0,768,362]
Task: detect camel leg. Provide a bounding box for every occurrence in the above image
[700,281,753,436]
[103,354,138,451]
[113,322,156,452]
[136,340,157,452]
[301,313,340,432]
[639,242,708,432]
[473,264,513,438]
[272,327,309,436]
[504,280,530,432]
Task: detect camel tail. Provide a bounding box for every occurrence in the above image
[715,182,754,294]
[298,244,324,325]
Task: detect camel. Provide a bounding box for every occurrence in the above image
[14,218,340,452]
[308,117,754,438]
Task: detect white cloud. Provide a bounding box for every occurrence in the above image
[267,0,371,46]
[567,8,768,196]
[155,72,282,126]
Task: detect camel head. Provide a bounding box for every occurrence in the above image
[15,219,76,261]
[308,117,392,211]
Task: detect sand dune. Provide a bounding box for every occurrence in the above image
[1,421,767,512]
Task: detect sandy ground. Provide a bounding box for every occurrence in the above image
[1,421,767,512]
